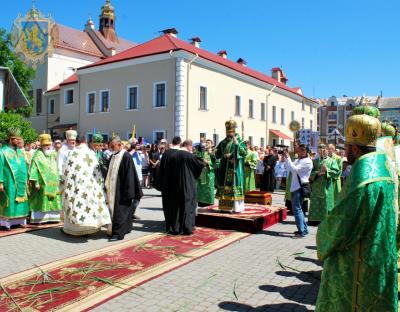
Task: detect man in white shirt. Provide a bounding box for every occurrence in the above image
[283,144,313,238]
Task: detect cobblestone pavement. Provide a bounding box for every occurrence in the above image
[0,190,321,311]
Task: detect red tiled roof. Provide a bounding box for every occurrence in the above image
[93,30,136,54]
[56,24,104,58]
[80,34,315,102]
[46,73,78,93]
[60,73,78,86]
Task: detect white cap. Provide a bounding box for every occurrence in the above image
[66,130,77,140]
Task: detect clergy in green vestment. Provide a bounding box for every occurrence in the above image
[29,134,61,224]
[215,119,247,213]
[243,141,257,193]
[327,144,342,203]
[0,128,29,229]
[316,113,398,312]
[196,139,215,206]
[308,144,340,223]
[91,133,108,178]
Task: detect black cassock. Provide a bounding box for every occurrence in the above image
[160,149,204,234]
[260,155,277,192]
[111,151,143,239]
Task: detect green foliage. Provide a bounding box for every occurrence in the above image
[0,27,35,117]
[0,112,37,144]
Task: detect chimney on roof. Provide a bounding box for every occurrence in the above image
[237,58,247,66]
[271,67,288,85]
[217,50,227,59]
[161,28,178,37]
[85,17,95,30]
[189,37,201,48]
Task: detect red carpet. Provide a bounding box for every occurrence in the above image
[0,227,249,311]
[0,223,62,238]
[196,204,287,233]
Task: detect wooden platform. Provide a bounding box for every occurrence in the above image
[196,204,287,233]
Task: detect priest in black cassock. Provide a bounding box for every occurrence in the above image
[105,136,143,241]
[159,138,205,235]
[261,147,277,192]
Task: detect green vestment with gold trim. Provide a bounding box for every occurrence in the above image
[215,134,247,210]
[196,149,215,205]
[243,150,257,193]
[316,151,398,312]
[29,150,61,216]
[309,156,340,222]
[0,145,29,219]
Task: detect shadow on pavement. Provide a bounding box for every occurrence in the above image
[305,245,317,250]
[26,227,107,243]
[140,207,163,211]
[259,283,317,306]
[275,270,321,283]
[294,256,323,267]
[133,219,165,233]
[258,230,293,238]
[219,301,310,312]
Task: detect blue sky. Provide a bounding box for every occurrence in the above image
[3,0,399,98]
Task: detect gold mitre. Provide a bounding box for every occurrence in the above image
[39,133,52,146]
[225,119,237,132]
[345,114,381,147]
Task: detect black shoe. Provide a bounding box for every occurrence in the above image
[109,235,121,242]
[132,215,141,220]
[293,230,300,235]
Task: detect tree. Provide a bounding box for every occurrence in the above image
[0,28,35,117]
[0,112,37,144]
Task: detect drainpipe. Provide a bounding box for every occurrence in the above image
[185,53,199,139]
[265,84,277,146]
[168,50,175,139]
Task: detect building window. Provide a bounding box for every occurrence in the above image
[261,103,266,120]
[281,108,285,125]
[260,137,265,148]
[291,111,295,122]
[200,86,207,110]
[302,117,305,129]
[249,99,254,118]
[153,130,166,144]
[272,106,276,123]
[48,99,55,115]
[100,90,110,113]
[154,82,166,108]
[328,112,337,120]
[272,138,277,146]
[64,89,73,105]
[330,101,335,107]
[302,101,305,111]
[248,136,253,146]
[310,105,313,114]
[127,86,138,110]
[36,89,42,114]
[235,95,241,116]
[310,120,313,130]
[86,92,95,114]
[213,133,219,146]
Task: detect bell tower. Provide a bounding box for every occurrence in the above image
[99,0,118,42]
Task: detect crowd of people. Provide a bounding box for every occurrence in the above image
[0,107,398,310]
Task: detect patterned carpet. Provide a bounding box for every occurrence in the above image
[0,227,249,311]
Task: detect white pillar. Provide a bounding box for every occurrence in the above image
[175,57,186,138]
[0,71,5,112]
